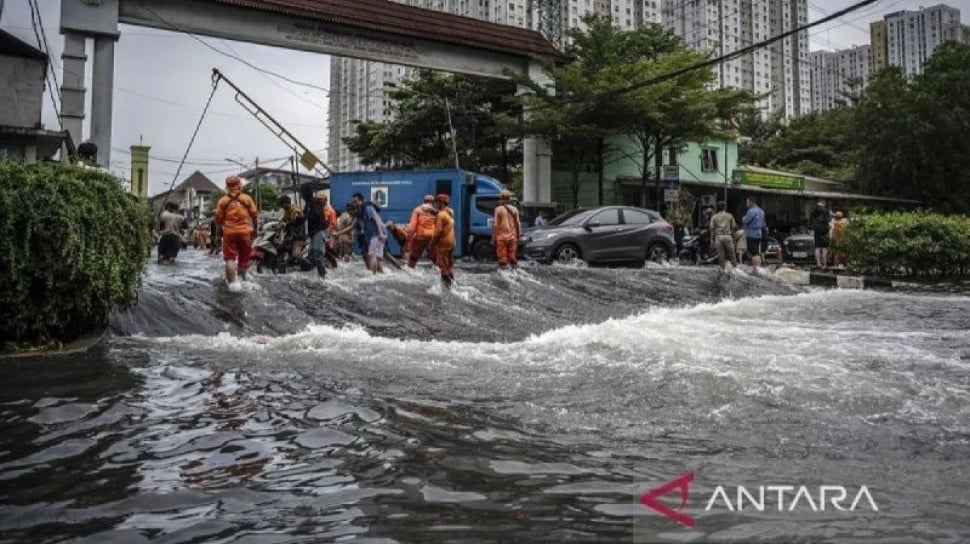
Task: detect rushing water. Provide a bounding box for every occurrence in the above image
[1,251,968,544]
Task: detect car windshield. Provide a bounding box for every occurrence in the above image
[550,209,594,226]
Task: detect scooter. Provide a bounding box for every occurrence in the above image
[678,229,720,266]
[252,222,313,274]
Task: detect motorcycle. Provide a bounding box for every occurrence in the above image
[678,229,720,265]
[252,221,313,274]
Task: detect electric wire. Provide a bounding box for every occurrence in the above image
[156,76,220,220]
[599,0,881,99]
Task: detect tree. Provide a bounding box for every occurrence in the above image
[342,71,522,182]
[517,16,753,208]
[850,43,970,212]
[600,25,754,207]
[740,109,854,181]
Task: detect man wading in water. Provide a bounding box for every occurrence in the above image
[157,202,183,265]
[710,201,738,270]
[215,176,259,289]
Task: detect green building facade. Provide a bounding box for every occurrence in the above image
[550,136,739,211]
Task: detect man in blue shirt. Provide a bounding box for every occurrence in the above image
[741,196,765,261]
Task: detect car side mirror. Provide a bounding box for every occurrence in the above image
[584,222,599,231]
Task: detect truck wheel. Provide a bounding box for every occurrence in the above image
[471,240,495,261]
[554,243,581,264]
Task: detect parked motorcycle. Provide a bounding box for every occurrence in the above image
[678,229,719,265]
[252,222,313,274]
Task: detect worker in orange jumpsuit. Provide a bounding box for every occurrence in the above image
[318,192,339,268]
[492,189,521,269]
[386,221,411,257]
[407,195,438,268]
[214,175,259,287]
[430,193,456,288]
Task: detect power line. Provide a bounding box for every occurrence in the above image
[603,0,881,98]
[26,0,60,126]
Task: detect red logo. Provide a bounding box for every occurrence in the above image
[640,472,695,529]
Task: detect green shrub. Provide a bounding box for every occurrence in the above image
[838,211,970,277]
[0,161,149,347]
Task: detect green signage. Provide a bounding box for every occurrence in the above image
[732,170,805,190]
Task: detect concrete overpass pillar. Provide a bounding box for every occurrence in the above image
[59,32,87,160]
[91,36,117,168]
[520,60,553,204]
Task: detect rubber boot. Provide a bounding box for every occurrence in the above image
[441,273,453,289]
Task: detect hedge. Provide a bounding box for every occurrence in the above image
[838,211,970,277]
[0,161,149,348]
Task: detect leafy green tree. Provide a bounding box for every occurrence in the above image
[517,16,753,208]
[851,43,970,212]
[740,109,854,180]
[342,71,522,182]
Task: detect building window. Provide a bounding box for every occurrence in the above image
[701,148,719,172]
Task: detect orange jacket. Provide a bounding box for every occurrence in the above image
[431,207,455,250]
[215,190,258,236]
[409,204,438,240]
[492,203,520,243]
[324,203,338,232]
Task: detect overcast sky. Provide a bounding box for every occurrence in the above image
[1,0,967,195]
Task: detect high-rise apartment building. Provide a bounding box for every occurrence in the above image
[328,0,663,171]
[868,4,963,78]
[869,20,888,73]
[662,0,809,119]
[809,44,869,112]
[327,0,531,172]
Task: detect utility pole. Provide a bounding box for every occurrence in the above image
[724,140,729,203]
[718,0,725,88]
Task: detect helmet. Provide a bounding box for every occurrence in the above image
[435,193,450,205]
[423,194,435,203]
[225,175,242,187]
[500,189,513,200]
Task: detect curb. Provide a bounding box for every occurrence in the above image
[0,329,107,361]
[773,269,923,290]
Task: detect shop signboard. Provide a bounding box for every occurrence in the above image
[661,165,680,189]
[732,170,804,191]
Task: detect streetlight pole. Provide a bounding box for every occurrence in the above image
[385,82,460,170]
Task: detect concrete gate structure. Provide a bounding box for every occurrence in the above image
[58,0,560,203]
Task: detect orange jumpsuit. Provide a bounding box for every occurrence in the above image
[408,203,438,267]
[323,202,338,250]
[215,188,259,269]
[492,202,521,266]
[431,206,456,280]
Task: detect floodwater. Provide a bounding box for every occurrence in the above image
[1,251,968,544]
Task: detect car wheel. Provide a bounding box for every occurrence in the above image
[647,243,670,263]
[471,240,495,262]
[554,243,581,264]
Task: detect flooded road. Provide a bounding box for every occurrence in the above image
[1,251,968,543]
